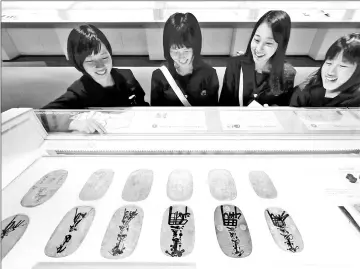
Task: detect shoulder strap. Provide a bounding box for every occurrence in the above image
[160,65,191,106]
[238,67,244,106]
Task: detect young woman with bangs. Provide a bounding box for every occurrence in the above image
[219,10,296,107]
[42,24,148,133]
[44,24,148,109]
[151,12,219,106]
[290,33,360,107]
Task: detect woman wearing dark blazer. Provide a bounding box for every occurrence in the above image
[43,24,148,110]
[290,33,360,107]
[42,24,148,133]
[151,12,219,106]
[219,10,296,107]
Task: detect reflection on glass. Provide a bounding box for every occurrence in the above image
[37,110,136,134]
[35,108,360,135]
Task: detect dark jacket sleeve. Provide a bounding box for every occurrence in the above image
[338,92,360,107]
[119,69,149,106]
[40,79,87,132]
[206,68,220,105]
[289,67,319,107]
[340,98,360,107]
[219,57,239,106]
[150,69,165,106]
[289,84,310,107]
[41,80,84,109]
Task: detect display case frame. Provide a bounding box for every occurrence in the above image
[1,107,360,269]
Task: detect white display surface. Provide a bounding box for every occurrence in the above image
[52,110,208,133]
[294,110,360,131]
[2,155,360,269]
[130,111,207,132]
[220,111,284,131]
[41,108,360,135]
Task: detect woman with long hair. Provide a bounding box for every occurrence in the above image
[219,10,296,106]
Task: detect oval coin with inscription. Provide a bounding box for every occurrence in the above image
[214,205,252,258]
[208,169,237,201]
[264,207,304,253]
[79,169,114,201]
[44,206,95,258]
[160,205,195,257]
[122,170,154,202]
[249,171,277,199]
[167,169,193,201]
[1,214,30,259]
[21,170,68,207]
[101,205,144,259]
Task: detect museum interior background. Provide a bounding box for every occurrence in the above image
[2,2,360,269]
[2,0,360,111]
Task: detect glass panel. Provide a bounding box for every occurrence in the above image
[35,108,360,136]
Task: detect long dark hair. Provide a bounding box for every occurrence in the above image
[244,10,291,95]
[302,33,360,94]
[163,12,202,71]
[67,24,112,74]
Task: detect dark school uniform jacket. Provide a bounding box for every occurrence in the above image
[290,83,360,107]
[42,68,148,109]
[219,55,296,106]
[151,60,219,106]
[40,68,148,132]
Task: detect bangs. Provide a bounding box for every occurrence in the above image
[77,36,102,60]
[324,43,342,61]
[342,47,360,65]
[169,30,194,49]
[325,36,360,65]
[67,24,112,73]
[163,12,202,65]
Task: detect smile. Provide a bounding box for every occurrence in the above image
[95,69,107,75]
[253,50,265,59]
[325,76,337,82]
[178,59,189,64]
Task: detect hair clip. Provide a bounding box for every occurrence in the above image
[75,27,99,41]
[346,36,360,44]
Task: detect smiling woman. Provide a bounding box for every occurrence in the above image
[290,33,360,107]
[42,24,149,111]
[41,24,149,133]
[219,10,296,107]
[150,12,219,106]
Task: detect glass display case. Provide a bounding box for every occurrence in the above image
[36,107,360,135]
[2,1,359,267]
[2,107,360,269]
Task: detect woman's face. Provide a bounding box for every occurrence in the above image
[170,45,194,66]
[83,42,113,83]
[321,51,357,91]
[251,23,278,67]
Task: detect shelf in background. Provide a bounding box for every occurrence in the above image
[2,1,359,25]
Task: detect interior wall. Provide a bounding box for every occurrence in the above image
[1,66,318,112]
[2,27,357,60]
